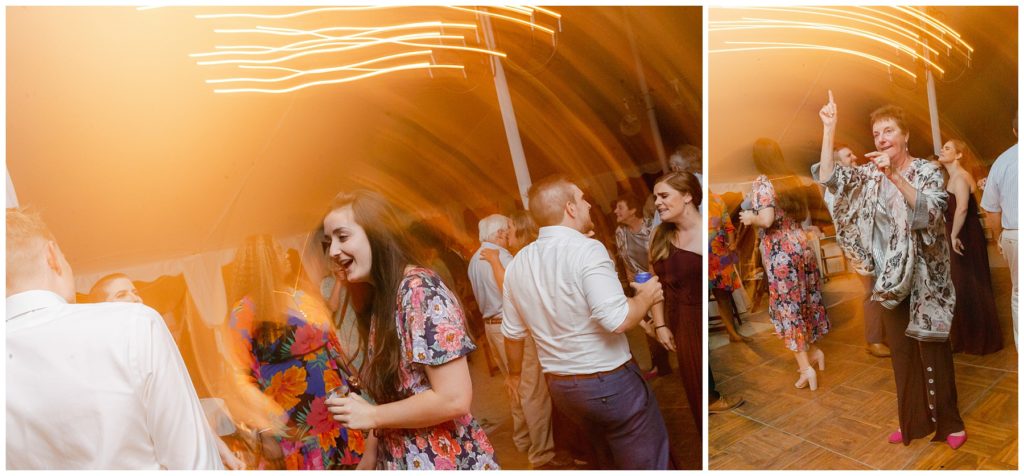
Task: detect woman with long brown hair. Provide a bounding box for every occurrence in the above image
[937,139,1003,355]
[322,189,498,470]
[738,138,830,390]
[224,235,364,469]
[648,171,705,429]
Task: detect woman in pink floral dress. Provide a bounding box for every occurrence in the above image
[322,189,499,470]
[739,138,830,391]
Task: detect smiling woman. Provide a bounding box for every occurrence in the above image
[321,189,498,470]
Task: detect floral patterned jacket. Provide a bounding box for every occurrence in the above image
[814,159,955,341]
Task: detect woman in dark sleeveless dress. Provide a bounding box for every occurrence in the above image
[938,139,1003,355]
[648,172,705,429]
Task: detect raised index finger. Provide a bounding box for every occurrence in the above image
[828,89,835,105]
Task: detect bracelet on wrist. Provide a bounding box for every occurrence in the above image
[655,325,668,330]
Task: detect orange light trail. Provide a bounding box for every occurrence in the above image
[212,63,465,94]
[710,41,918,80]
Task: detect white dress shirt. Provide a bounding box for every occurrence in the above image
[981,142,1018,230]
[468,241,514,319]
[6,290,223,469]
[502,226,631,375]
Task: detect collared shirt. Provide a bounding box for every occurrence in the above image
[501,226,631,375]
[468,242,514,319]
[614,218,653,282]
[6,290,223,469]
[981,143,1018,230]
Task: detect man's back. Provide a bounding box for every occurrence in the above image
[467,242,513,318]
[6,291,221,469]
[502,226,630,375]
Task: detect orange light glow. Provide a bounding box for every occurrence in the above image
[710,19,945,74]
[207,51,435,84]
[730,7,941,56]
[710,41,918,80]
[211,63,464,94]
[186,6,558,93]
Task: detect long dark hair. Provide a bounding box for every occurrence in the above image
[649,172,702,264]
[326,190,422,404]
[752,138,809,222]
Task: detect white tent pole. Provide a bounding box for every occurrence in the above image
[922,20,942,155]
[479,9,533,209]
[7,165,19,208]
[624,8,669,174]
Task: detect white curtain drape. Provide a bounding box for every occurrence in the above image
[74,232,328,326]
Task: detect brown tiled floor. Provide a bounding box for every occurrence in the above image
[468,327,700,470]
[710,262,1018,470]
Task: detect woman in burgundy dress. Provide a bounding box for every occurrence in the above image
[938,139,1003,355]
[649,171,705,429]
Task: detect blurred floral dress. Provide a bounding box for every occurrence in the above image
[752,176,830,351]
[369,267,499,470]
[708,193,743,292]
[228,290,363,470]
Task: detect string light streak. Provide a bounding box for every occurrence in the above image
[211,63,464,94]
[196,6,555,38]
[531,6,562,19]
[710,42,918,80]
[194,33,506,66]
[447,6,555,36]
[895,6,973,53]
[725,7,941,57]
[711,6,972,85]
[178,6,559,94]
[192,23,478,58]
[207,51,435,84]
[710,19,945,74]
[855,7,962,55]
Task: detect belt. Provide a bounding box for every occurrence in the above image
[545,359,633,381]
[482,315,503,324]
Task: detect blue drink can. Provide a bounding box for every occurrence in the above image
[635,272,652,283]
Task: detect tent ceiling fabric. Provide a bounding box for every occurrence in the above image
[8,6,701,277]
[709,6,1017,187]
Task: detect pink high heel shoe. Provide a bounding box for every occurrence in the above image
[887,430,902,444]
[947,432,967,450]
[794,367,817,391]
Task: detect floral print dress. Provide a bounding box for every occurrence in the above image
[752,176,830,351]
[370,267,499,470]
[708,193,743,291]
[228,290,363,470]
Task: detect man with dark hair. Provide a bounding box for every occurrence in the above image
[612,194,672,379]
[502,175,671,469]
[6,208,222,469]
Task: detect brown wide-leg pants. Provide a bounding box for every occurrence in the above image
[881,299,965,444]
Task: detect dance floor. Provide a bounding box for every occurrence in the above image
[467,326,701,470]
[709,250,1018,470]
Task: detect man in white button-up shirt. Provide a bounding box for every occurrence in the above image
[980,118,1018,349]
[5,208,223,469]
[501,175,671,470]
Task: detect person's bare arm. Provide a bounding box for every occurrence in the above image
[948,175,971,255]
[328,357,473,430]
[818,90,839,183]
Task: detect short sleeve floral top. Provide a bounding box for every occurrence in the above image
[370,267,499,470]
